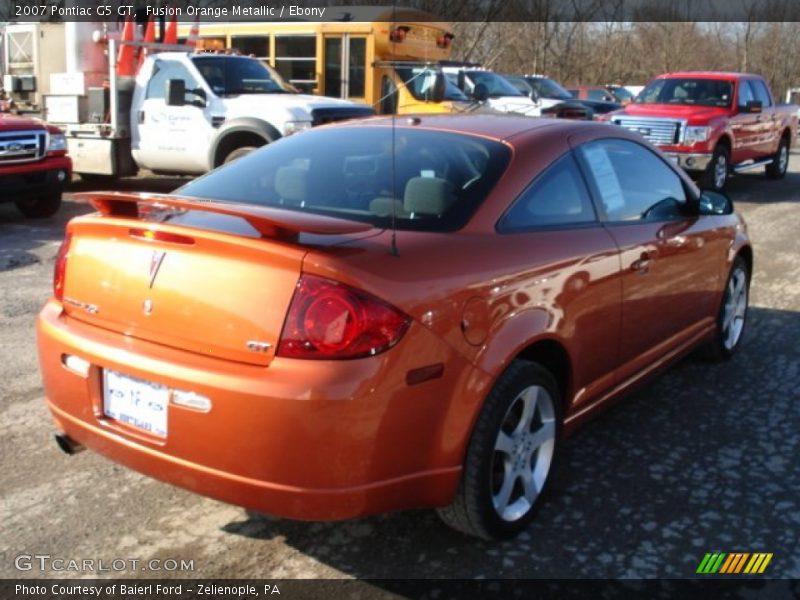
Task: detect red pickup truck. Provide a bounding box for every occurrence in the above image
[0,112,72,218]
[608,72,798,190]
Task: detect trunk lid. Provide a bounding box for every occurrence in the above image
[61,193,372,366]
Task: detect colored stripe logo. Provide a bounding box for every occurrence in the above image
[697,552,773,574]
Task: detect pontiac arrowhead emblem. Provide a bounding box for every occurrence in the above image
[149,251,166,288]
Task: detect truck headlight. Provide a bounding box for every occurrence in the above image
[683,126,710,145]
[48,133,67,152]
[283,121,312,136]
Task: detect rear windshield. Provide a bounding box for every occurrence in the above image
[178,127,511,232]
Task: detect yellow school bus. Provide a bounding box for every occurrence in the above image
[179,7,468,114]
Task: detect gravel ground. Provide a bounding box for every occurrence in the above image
[0,160,798,584]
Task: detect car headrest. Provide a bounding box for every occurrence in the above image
[403,177,456,216]
[275,166,308,204]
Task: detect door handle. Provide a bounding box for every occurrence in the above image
[138,110,145,124]
[630,251,655,273]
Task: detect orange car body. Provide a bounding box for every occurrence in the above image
[38,116,751,521]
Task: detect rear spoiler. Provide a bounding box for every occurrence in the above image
[72,192,373,237]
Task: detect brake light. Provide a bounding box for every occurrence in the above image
[278,274,410,360]
[129,228,195,245]
[53,232,72,302]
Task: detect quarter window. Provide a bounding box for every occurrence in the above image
[578,139,687,222]
[498,153,596,231]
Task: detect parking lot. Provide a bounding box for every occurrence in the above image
[1,157,799,582]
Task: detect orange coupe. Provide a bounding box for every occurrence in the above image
[38,115,751,539]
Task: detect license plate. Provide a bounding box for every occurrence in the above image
[103,370,168,437]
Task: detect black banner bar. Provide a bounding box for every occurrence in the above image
[3,0,800,23]
[2,579,799,600]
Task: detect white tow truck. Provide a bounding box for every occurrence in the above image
[45,23,374,178]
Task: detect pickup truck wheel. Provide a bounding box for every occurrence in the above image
[702,146,729,191]
[224,146,258,164]
[765,138,790,179]
[436,360,561,540]
[15,190,62,219]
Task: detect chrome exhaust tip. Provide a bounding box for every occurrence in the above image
[55,433,85,455]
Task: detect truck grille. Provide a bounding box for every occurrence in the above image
[310,107,375,127]
[0,130,46,164]
[609,116,683,146]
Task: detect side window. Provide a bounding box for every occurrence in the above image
[738,80,756,106]
[578,139,687,222]
[588,89,611,102]
[498,152,597,231]
[146,61,198,100]
[751,80,772,107]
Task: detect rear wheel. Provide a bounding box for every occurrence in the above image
[703,256,749,361]
[437,360,561,540]
[765,137,790,179]
[701,145,729,191]
[15,190,62,218]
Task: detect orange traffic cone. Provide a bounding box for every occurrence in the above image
[136,17,156,73]
[186,18,200,50]
[117,19,136,77]
[164,11,178,45]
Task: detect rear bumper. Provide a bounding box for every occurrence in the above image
[0,156,72,201]
[37,300,487,520]
[662,152,713,172]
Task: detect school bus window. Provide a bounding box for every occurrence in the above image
[275,36,317,91]
[349,38,366,97]
[231,36,269,60]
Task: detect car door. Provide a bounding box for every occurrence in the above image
[497,151,622,408]
[575,138,725,383]
[730,79,761,162]
[750,79,781,155]
[133,59,213,173]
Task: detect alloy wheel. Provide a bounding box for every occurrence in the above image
[491,385,556,522]
[722,266,748,351]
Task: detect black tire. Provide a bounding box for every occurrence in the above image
[223,146,258,164]
[437,360,562,540]
[702,256,750,362]
[700,145,730,191]
[15,190,62,219]
[765,136,790,180]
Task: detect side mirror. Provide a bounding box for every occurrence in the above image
[698,190,733,215]
[472,83,489,103]
[739,99,762,114]
[166,79,186,106]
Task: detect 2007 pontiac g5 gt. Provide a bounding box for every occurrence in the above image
[38,116,751,539]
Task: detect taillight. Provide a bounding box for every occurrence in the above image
[53,232,72,302]
[278,274,410,360]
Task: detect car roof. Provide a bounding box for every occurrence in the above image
[657,71,757,80]
[341,114,601,143]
